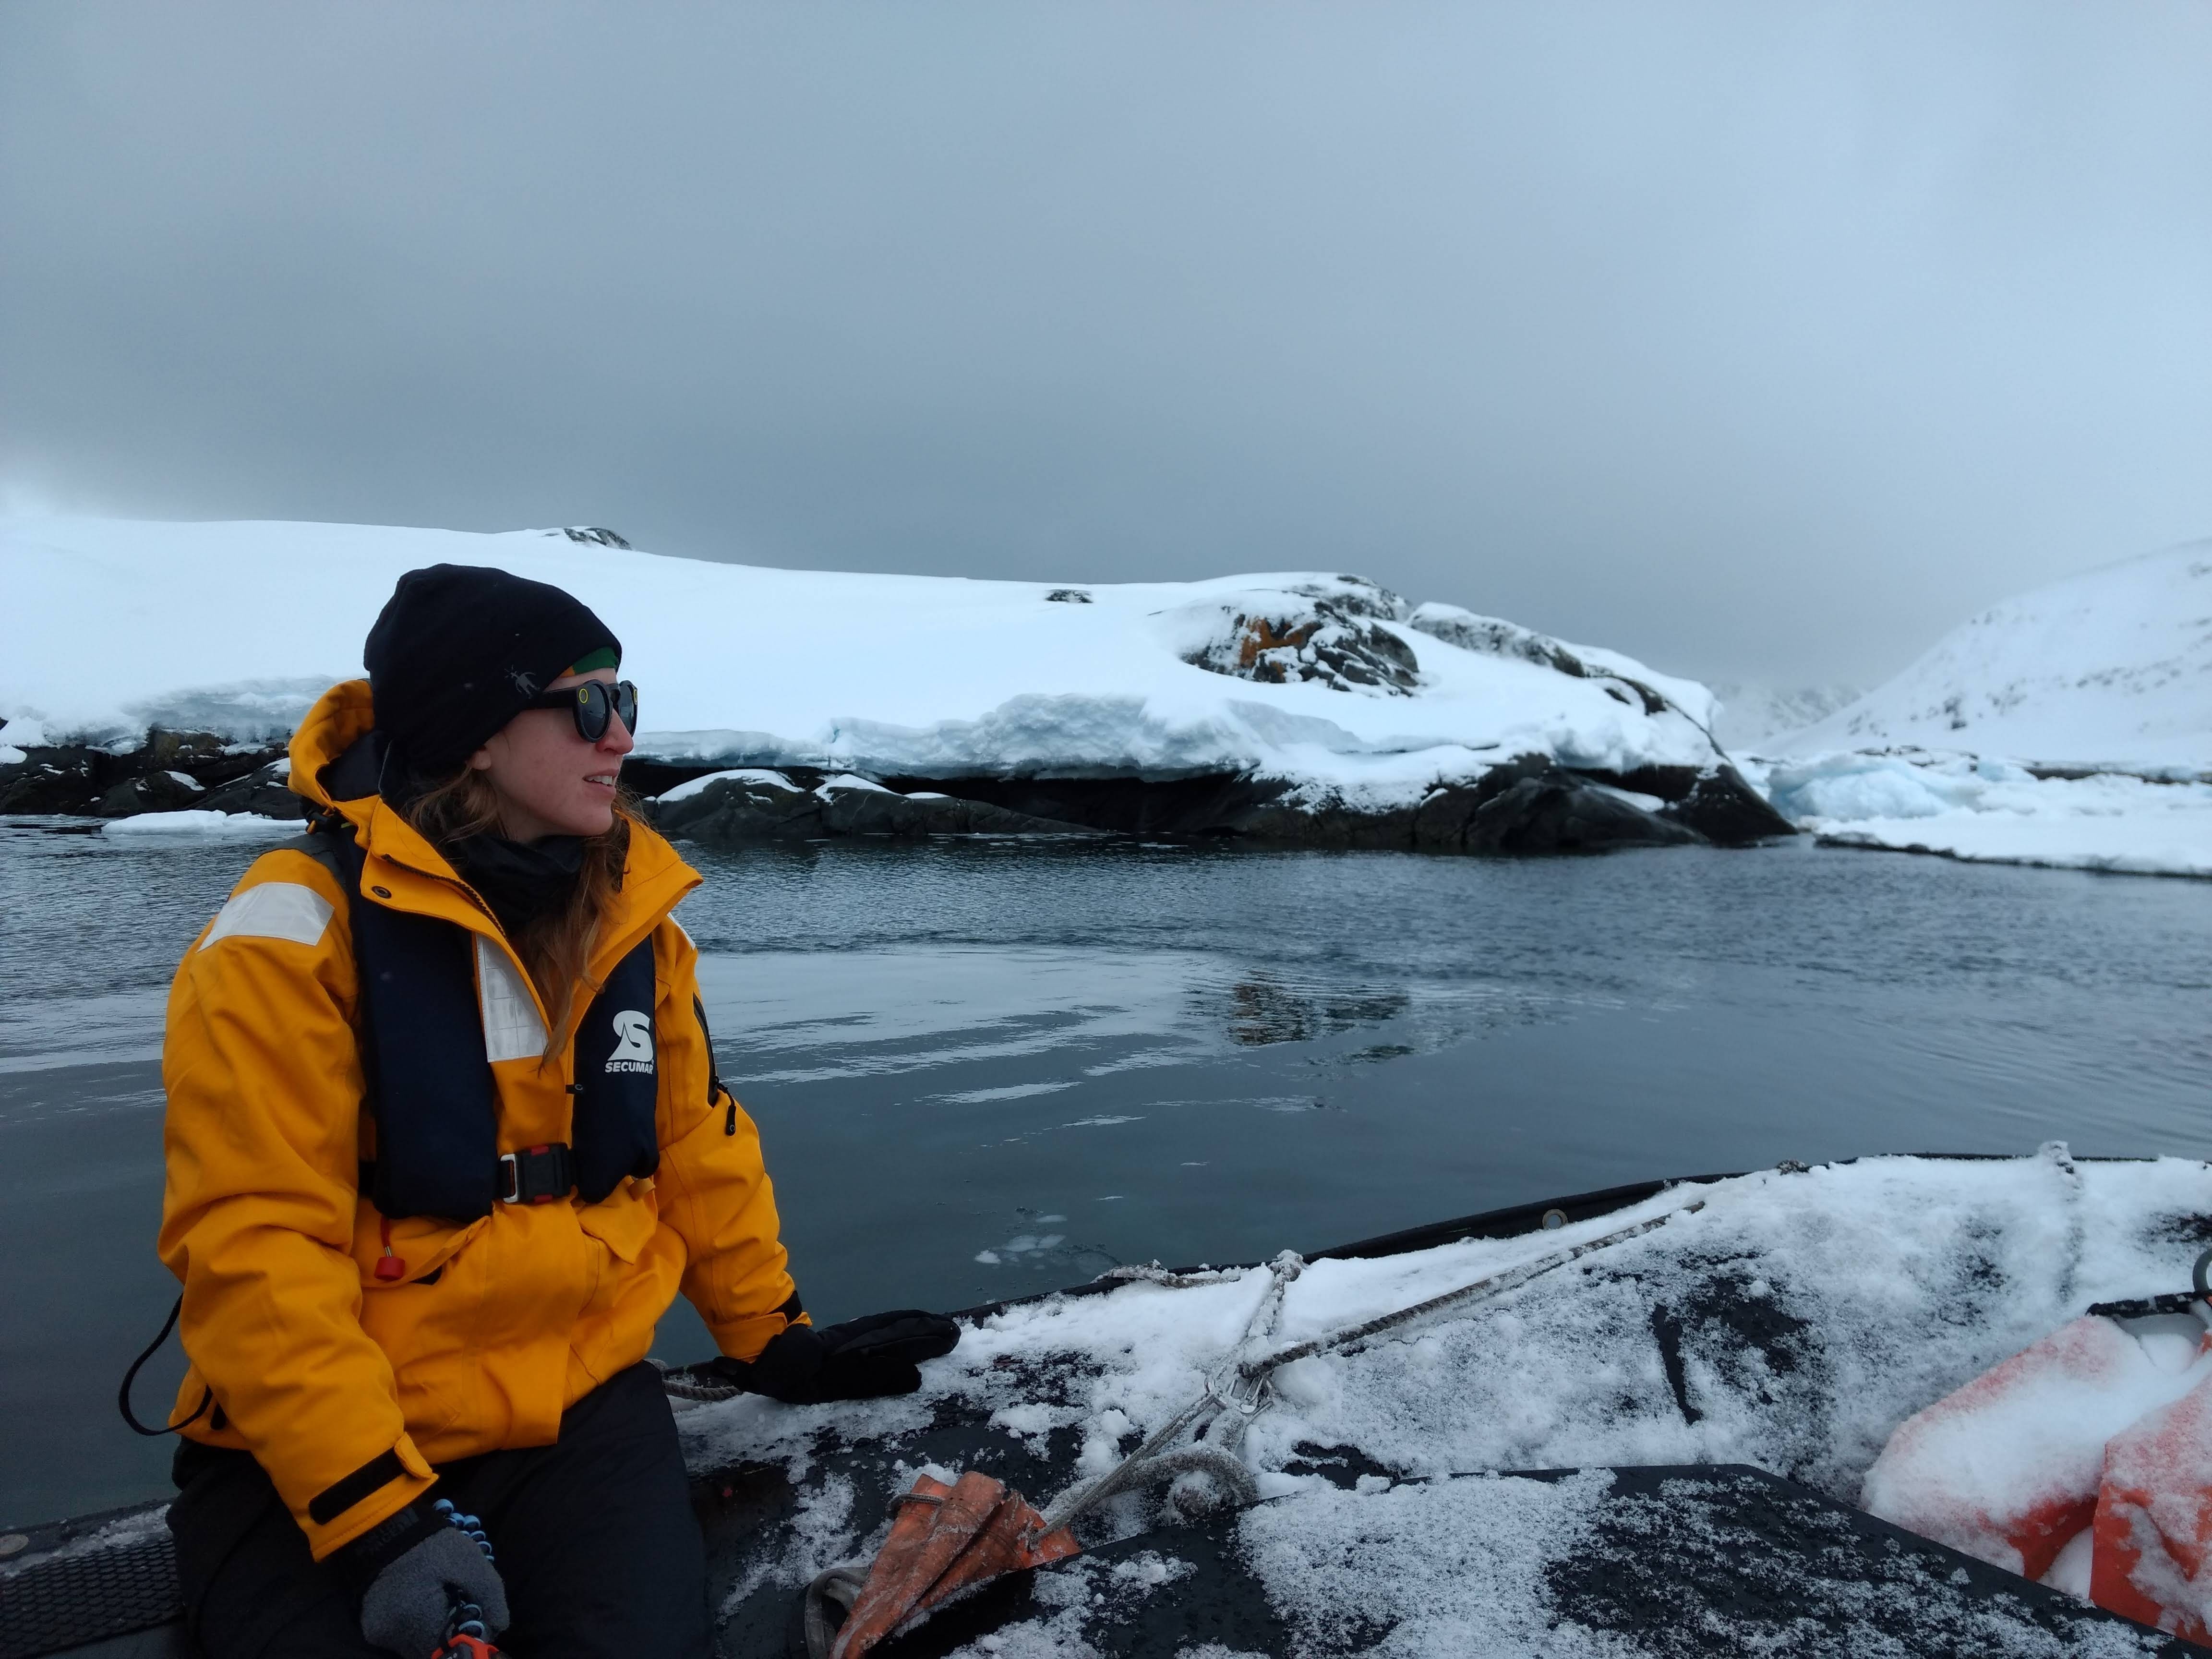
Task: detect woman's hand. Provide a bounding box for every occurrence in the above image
[699,1310,961,1404]
[338,1494,510,1658]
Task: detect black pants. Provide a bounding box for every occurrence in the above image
[168,1362,713,1659]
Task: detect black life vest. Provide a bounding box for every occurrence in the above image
[298,821,661,1224]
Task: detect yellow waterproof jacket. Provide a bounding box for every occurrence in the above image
[158,680,797,1559]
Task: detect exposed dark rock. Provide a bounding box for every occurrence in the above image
[1298,575,1411,622]
[1407,605,1676,716]
[653,771,825,841]
[1407,606,1586,672]
[0,728,291,817]
[882,772,1294,837]
[4,716,1791,857]
[1229,755,1702,854]
[1564,760,1795,844]
[662,757,1740,856]
[197,761,310,820]
[559,526,632,548]
[1044,588,1092,604]
[0,747,107,814]
[1181,586,1422,696]
[139,730,287,789]
[1658,765,1797,845]
[1230,793,1419,848]
[1609,764,1702,801]
[95,769,207,817]
[1457,774,1703,853]
[617,757,736,800]
[814,779,1097,838]
[649,772,1100,844]
[1375,755,1703,854]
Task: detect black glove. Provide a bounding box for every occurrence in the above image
[336,1491,509,1659]
[709,1310,960,1404]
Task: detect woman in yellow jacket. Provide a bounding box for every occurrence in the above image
[155,565,955,1658]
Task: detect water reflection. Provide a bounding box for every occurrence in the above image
[1216,975,1412,1047]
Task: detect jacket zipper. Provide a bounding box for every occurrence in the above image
[694,995,736,1134]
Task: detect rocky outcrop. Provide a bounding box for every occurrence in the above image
[876,772,1294,837]
[0,745,107,814]
[1177,579,1422,696]
[1428,770,1705,854]
[1656,764,1796,844]
[196,759,308,820]
[649,771,1101,843]
[650,755,1793,854]
[96,769,206,817]
[1232,755,1702,853]
[1407,603,1676,718]
[1,719,1789,856]
[0,729,291,817]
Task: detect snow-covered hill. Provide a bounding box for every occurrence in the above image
[1777,543,2212,774]
[1,516,1780,847]
[1707,683,1859,751]
[1747,543,2212,879]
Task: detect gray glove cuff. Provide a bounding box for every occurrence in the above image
[359,1525,510,1659]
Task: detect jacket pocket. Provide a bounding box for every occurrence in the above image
[350,1210,485,1288]
[574,1184,658,1268]
[356,1227,491,1440]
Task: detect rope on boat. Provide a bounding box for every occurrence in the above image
[803,1564,867,1658]
[1039,1249,1303,1533]
[1090,1262,1248,1290]
[651,1359,745,1403]
[799,1198,1707,1657]
[1038,1203,1703,1533]
[1243,1202,1702,1379]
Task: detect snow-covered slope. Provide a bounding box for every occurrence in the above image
[1777,543,2212,774]
[1744,544,2212,879]
[1708,682,1859,751]
[0,516,1723,805]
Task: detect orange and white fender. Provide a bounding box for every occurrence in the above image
[2092,1368,2212,1641]
[1862,1313,2212,1585]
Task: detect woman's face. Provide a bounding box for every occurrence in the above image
[467,666,634,842]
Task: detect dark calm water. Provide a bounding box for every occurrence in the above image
[4,817,2209,1527]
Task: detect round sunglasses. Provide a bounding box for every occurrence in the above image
[528,678,638,743]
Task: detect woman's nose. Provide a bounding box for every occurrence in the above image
[600,715,635,757]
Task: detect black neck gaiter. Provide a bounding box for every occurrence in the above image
[449,833,585,942]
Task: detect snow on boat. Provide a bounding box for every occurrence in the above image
[7,1151,2210,1657]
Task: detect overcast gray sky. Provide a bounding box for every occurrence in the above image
[3,1,2207,685]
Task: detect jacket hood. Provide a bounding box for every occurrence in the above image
[290,680,379,818]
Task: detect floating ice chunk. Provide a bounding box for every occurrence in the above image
[101,810,299,838]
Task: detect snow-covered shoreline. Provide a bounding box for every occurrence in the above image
[6,517,2203,872]
[1743,752,2212,881]
[0,517,1719,773]
[0,515,1788,850]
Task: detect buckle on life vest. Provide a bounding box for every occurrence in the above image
[498,1144,575,1205]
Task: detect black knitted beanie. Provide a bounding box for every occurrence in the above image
[364,565,621,775]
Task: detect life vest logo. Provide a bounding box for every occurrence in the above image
[606,1010,655,1074]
